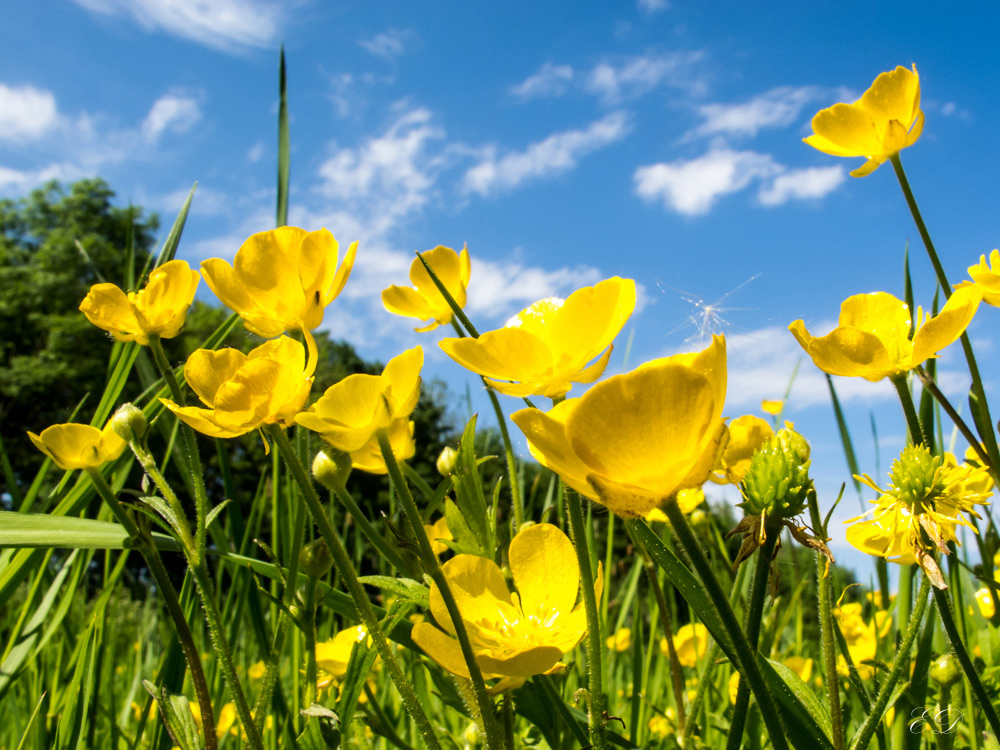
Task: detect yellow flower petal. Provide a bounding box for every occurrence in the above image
[430,554,512,637]
[28,420,126,470]
[79,284,143,341]
[511,400,593,499]
[411,622,472,679]
[476,646,564,679]
[440,327,553,384]
[714,415,773,484]
[911,283,981,365]
[382,245,470,330]
[509,523,580,618]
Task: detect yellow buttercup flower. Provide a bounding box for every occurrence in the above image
[784,656,813,683]
[439,277,636,399]
[423,516,453,556]
[789,287,981,383]
[644,488,704,523]
[834,603,891,679]
[382,245,471,332]
[161,336,314,439]
[511,336,727,518]
[804,64,923,177]
[316,625,371,689]
[248,660,267,680]
[976,587,995,619]
[411,523,602,693]
[28,419,126,470]
[659,623,709,668]
[295,347,422,471]
[711,414,773,484]
[606,628,632,652]
[961,249,1000,307]
[201,226,357,338]
[648,712,675,738]
[79,260,200,345]
[847,444,990,588]
[761,399,783,416]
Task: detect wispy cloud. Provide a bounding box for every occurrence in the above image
[637,0,669,12]
[687,86,826,140]
[70,0,286,53]
[0,84,58,141]
[634,146,780,215]
[758,166,845,206]
[142,92,202,142]
[358,28,414,60]
[464,111,630,197]
[509,63,574,101]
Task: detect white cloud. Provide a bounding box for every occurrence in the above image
[247,141,264,163]
[689,86,823,139]
[584,52,703,105]
[509,63,575,100]
[758,166,845,206]
[0,84,58,141]
[464,111,630,197]
[634,146,780,215]
[466,259,604,318]
[142,93,201,142]
[0,163,83,193]
[358,28,413,59]
[70,0,285,53]
[637,0,669,12]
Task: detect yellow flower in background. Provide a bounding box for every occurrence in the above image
[761,399,783,416]
[789,286,981,383]
[847,444,991,588]
[28,419,126,470]
[423,516,453,556]
[161,336,314,439]
[411,523,602,693]
[201,226,357,338]
[961,249,1000,307]
[80,260,200,345]
[648,711,676,738]
[439,277,636,399]
[382,245,471,332]
[316,625,371,689]
[976,587,996,619]
[248,660,267,680]
[295,347,422,459]
[784,656,813,683]
[711,414,773,484]
[645,488,705,523]
[729,672,741,704]
[606,628,632,652]
[659,623,709,668]
[512,336,727,518]
[834,603,892,679]
[804,64,923,177]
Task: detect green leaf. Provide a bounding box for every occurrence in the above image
[356,576,429,607]
[449,415,493,554]
[763,658,833,745]
[0,511,177,551]
[152,183,196,271]
[276,46,290,227]
[296,705,340,750]
[144,681,203,750]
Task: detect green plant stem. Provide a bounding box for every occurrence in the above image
[808,493,844,750]
[375,428,500,750]
[660,498,789,750]
[329,481,411,573]
[189,559,265,750]
[148,334,210,559]
[932,584,1000,738]
[890,373,926,446]
[303,575,319,707]
[450,320,524,527]
[502,694,515,750]
[891,154,1000,474]
[266,425,442,750]
[126,439,196,559]
[565,489,608,750]
[728,518,781,750]
[848,574,931,750]
[85,468,218,750]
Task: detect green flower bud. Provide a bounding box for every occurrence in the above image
[312,449,352,490]
[888,444,943,508]
[436,446,458,477]
[299,538,334,578]
[689,508,708,528]
[111,403,148,442]
[740,427,813,519]
[929,653,962,687]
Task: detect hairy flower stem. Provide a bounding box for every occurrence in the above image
[267,425,442,750]
[148,334,211,559]
[127,439,197,557]
[503,694,516,750]
[808,493,844,750]
[891,155,1000,476]
[565,490,608,750]
[376,428,501,750]
[849,574,930,750]
[450,320,524,527]
[890,373,927,446]
[660,499,790,750]
[728,518,781,750]
[85,468,218,750]
[932,584,1000,738]
[330,481,411,573]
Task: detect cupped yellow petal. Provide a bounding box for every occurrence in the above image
[411,622,472,679]
[570,345,614,385]
[348,419,415,474]
[715,415,773,484]
[859,65,920,133]
[807,103,883,157]
[297,375,391,451]
[200,258,261,325]
[137,260,200,337]
[184,349,248,407]
[430,554,512,637]
[382,285,434,321]
[324,240,358,307]
[548,277,636,366]
[838,291,911,337]
[440,327,553,384]
[476,646,564,679]
[789,320,895,381]
[656,334,727,418]
[28,422,126,470]
[911,283,981,365]
[511,400,593,498]
[509,523,580,618]
[382,346,423,418]
[160,401,249,439]
[79,284,144,342]
[845,518,915,564]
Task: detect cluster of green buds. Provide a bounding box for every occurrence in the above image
[728,426,833,570]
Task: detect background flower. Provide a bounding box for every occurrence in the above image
[28,419,126,470]
[382,245,471,332]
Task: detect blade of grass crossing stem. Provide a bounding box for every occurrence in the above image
[277,46,290,227]
[152,184,196,271]
[125,204,136,291]
[826,374,864,508]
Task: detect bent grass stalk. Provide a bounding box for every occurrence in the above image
[266,425,443,750]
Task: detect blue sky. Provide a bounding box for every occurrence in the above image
[3,0,1000,570]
